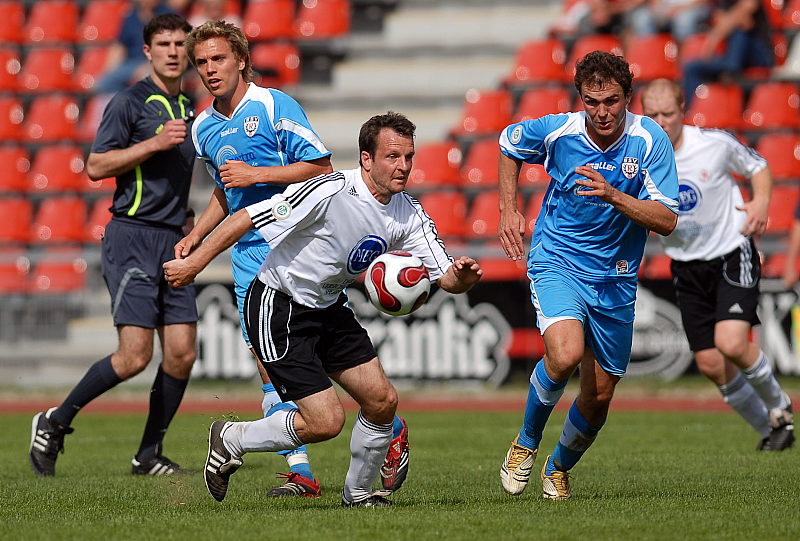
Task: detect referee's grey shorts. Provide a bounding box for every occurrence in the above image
[101,219,198,328]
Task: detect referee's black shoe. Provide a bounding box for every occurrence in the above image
[131,452,184,476]
[342,492,394,508]
[29,407,73,476]
[204,420,243,501]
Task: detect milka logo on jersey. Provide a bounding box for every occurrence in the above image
[244,116,259,137]
[220,127,238,137]
[677,180,701,213]
[621,157,639,179]
[347,235,387,275]
[587,162,616,171]
[510,125,523,144]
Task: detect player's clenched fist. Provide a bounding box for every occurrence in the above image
[152,118,187,151]
[163,258,199,287]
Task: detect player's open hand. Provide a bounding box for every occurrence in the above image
[736,198,769,236]
[220,160,259,188]
[163,258,199,287]
[498,208,527,261]
[574,165,617,202]
[152,119,187,151]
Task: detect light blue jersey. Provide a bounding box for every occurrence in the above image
[500,111,679,282]
[191,83,330,342]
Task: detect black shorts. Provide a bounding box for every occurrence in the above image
[101,219,198,328]
[243,278,378,402]
[671,238,761,352]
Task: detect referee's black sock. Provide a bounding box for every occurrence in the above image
[51,355,122,427]
[136,365,188,460]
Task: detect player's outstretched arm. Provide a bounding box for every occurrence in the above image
[737,166,772,237]
[574,165,678,236]
[498,153,527,261]
[164,208,254,287]
[437,256,483,294]
[219,156,333,189]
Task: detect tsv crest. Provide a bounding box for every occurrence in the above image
[622,157,639,179]
[244,115,259,137]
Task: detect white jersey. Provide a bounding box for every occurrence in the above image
[245,168,454,308]
[660,125,768,261]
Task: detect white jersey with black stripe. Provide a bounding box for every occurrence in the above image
[245,167,454,308]
[661,125,768,261]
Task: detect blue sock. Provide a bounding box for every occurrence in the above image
[266,402,314,478]
[262,382,276,394]
[547,400,603,474]
[517,360,567,450]
[391,415,404,438]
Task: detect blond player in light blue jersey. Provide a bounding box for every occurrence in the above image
[498,51,679,500]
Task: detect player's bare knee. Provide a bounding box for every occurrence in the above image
[303,410,345,442]
[361,383,398,423]
[111,351,151,379]
[715,339,748,362]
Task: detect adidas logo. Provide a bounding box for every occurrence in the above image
[348,186,359,197]
[728,303,744,314]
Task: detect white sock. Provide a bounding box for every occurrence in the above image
[719,372,770,437]
[342,411,392,503]
[742,351,789,411]
[223,409,304,457]
[261,388,282,417]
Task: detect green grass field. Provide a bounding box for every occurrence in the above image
[2,402,799,541]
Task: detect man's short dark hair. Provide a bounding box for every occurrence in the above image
[143,13,192,46]
[358,112,416,165]
[574,50,633,98]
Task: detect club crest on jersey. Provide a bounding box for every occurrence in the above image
[244,115,259,137]
[621,157,639,179]
[510,125,523,144]
[272,199,292,221]
[347,235,388,275]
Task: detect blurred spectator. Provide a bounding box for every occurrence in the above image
[188,0,241,28]
[681,0,774,107]
[96,0,186,94]
[568,0,648,36]
[784,202,800,289]
[627,0,711,42]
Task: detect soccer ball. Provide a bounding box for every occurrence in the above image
[364,251,431,316]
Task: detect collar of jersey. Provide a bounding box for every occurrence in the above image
[578,110,630,154]
[211,82,256,120]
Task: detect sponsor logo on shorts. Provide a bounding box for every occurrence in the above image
[728,303,744,313]
[621,157,638,179]
[347,235,388,275]
[244,115,259,137]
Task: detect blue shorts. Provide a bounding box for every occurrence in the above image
[231,240,270,345]
[529,266,636,376]
[102,219,198,328]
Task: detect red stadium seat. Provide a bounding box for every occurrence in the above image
[786,0,800,28]
[295,0,350,40]
[465,191,522,239]
[0,250,30,293]
[86,196,113,243]
[77,94,112,143]
[766,185,800,233]
[755,133,800,181]
[78,0,128,44]
[523,190,547,234]
[513,86,571,123]
[24,0,79,44]
[31,196,88,244]
[679,33,726,65]
[73,47,111,92]
[685,83,743,130]
[763,252,800,279]
[503,38,568,86]
[243,0,296,41]
[519,163,551,188]
[742,82,800,130]
[417,191,467,239]
[452,89,513,137]
[22,95,80,143]
[188,0,241,22]
[0,146,30,193]
[640,253,672,280]
[27,145,86,193]
[19,47,76,93]
[0,197,32,244]
[250,42,301,88]
[0,1,24,44]
[0,47,21,92]
[625,34,680,81]
[565,34,623,79]
[461,138,500,188]
[406,141,462,189]
[30,252,88,293]
[0,96,24,141]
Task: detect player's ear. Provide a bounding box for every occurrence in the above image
[143,44,152,62]
[360,150,372,171]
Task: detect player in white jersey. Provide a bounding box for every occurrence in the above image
[641,78,794,451]
[177,21,331,496]
[164,112,482,507]
[498,51,679,500]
